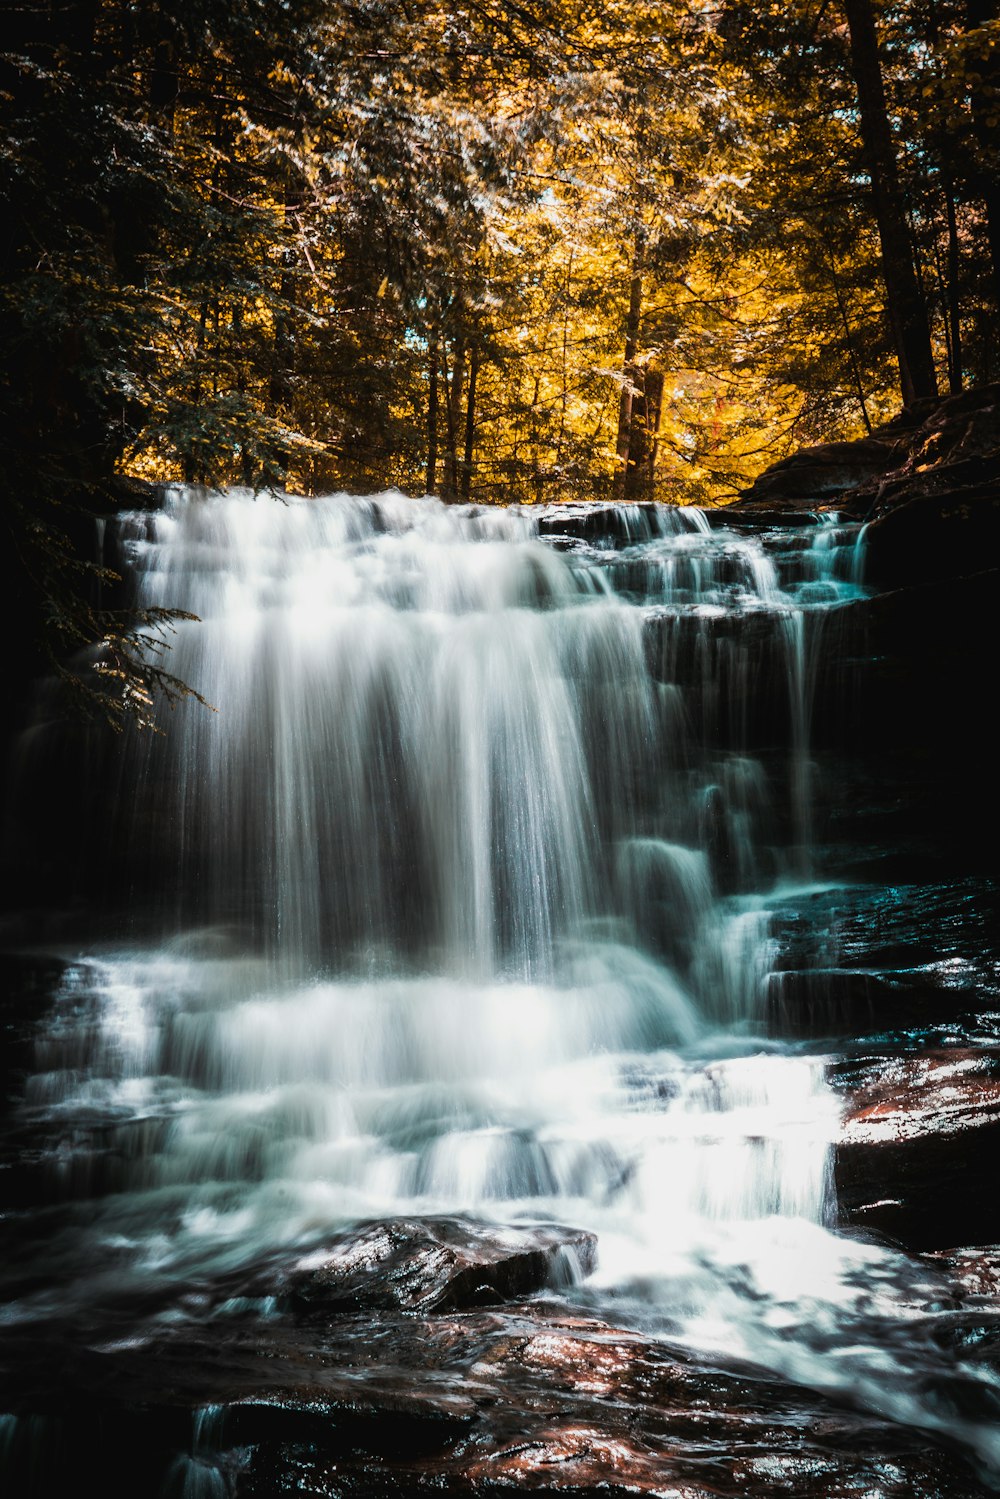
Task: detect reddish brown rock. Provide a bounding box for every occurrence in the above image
[835,1051,1000,1249]
[923,1246,1000,1301]
[2,1301,988,1498]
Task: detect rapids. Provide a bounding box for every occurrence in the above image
[3,491,999,1485]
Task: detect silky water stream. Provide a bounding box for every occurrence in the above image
[3,492,999,1486]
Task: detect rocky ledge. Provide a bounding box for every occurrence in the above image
[735,383,1000,588]
[834,1050,1000,1250]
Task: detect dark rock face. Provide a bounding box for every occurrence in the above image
[644,608,799,753]
[764,967,918,1038]
[763,876,1000,1040]
[287,1217,597,1313]
[863,489,1000,589]
[808,573,997,884]
[834,1052,1000,1250]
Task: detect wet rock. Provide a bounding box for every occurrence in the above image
[761,877,1000,1040]
[784,879,999,986]
[912,1247,1000,1374]
[534,502,663,546]
[834,1051,1000,1249]
[763,968,924,1039]
[702,505,826,529]
[923,1246,1000,1301]
[287,1217,597,1314]
[1,1303,989,1498]
[643,609,797,751]
[0,954,68,1114]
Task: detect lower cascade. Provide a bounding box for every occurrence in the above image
[3,491,999,1491]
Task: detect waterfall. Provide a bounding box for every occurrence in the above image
[8,491,999,1482]
[116,491,853,967]
[6,487,863,1290]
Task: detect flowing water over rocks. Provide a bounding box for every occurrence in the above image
[1,491,997,1496]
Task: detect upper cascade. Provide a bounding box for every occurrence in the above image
[116,489,866,976]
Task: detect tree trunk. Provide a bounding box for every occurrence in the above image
[967,0,1000,310]
[843,0,938,404]
[64,0,101,58]
[185,301,210,482]
[442,337,465,502]
[426,332,439,494]
[642,366,663,494]
[624,365,663,501]
[460,345,478,502]
[555,251,574,474]
[825,237,873,431]
[146,0,179,129]
[613,263,643,503]
[944,181,963,393]
[529,376,542,502]
[268,174,297,420]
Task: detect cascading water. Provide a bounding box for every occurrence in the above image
[4,491,1000,1484]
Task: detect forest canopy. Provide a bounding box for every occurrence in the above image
[1,0,997,718]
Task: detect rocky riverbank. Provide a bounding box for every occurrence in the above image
[2,1214,997,1499]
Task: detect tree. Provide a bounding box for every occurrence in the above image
[842,0,938,403]
[4,0,998,734]
[0,0,328,722]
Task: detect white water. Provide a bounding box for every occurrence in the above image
[8,492,1000,1478]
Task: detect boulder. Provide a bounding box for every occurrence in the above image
[287,1216,597,1313]
[865,384,1000,507]
[737,438,896,508]
[732,383,1000,564]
